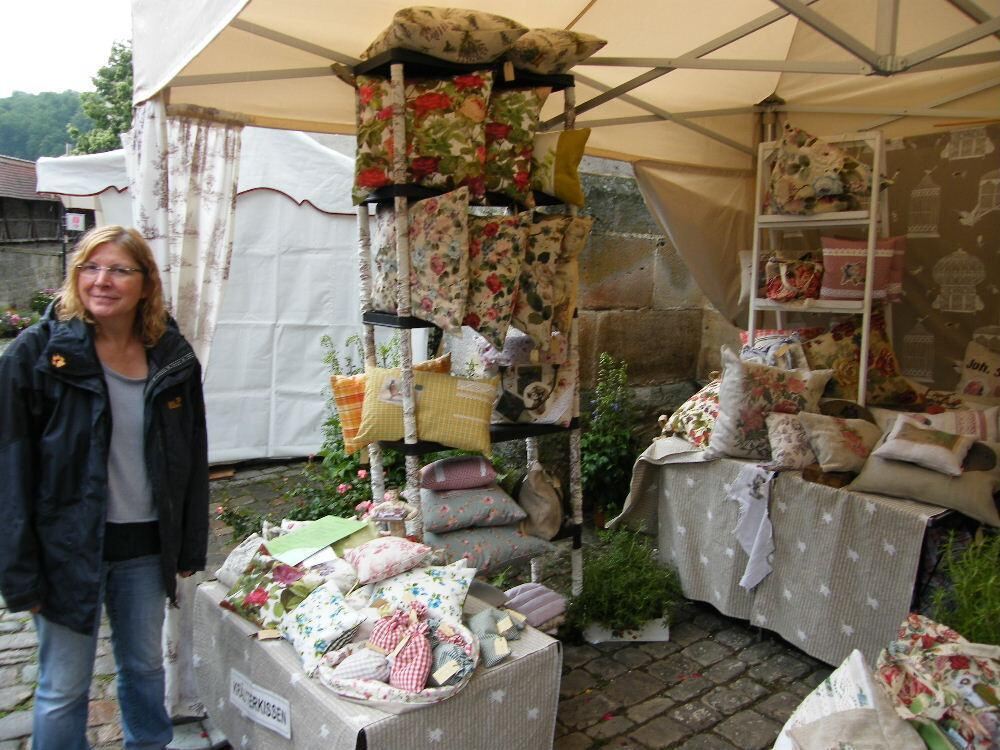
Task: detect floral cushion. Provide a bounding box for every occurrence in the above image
[531,129,590,207]
[345,536,432,586]
[370,188,470,330]
[667,379,721,449]
[510,215,570,347]
[368,563,476,624]
[361,7,527,64]
[871,415,974,476]
[552,216,592,335]
[214,533,264,589]
[766,122,874,215]
[463,213,529,348]
[765,413,817,470]
[220,552,323,628]
[869,405,999,442]
[420,484,526,533]
[423,526,555,574]
[955,340,1000,400]
[485,88,550,206]
[797,412,883,473]
[353,72,493,204]
[706,347,833,460]
[419,456,497,491]
[802,311,920,406]
[507,29,607,74]
[279,581,361,675]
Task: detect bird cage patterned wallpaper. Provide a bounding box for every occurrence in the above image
[886,124,1000,392]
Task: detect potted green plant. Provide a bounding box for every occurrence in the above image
[566,527,681,643]
[930,529,999,645]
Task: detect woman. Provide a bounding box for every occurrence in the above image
[0,226,209,750]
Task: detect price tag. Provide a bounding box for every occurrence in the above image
[496,615,513,634]
[408,608,418,625]
[365,641,389,655]
[431,659,460,686]
[505,609,527,625]
[502,61,515,82]
[437,622,456,638]
[256,629,282,640]
[494,637,510,657]
[389,631,412,659]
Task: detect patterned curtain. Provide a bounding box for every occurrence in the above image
[123,95,242,721]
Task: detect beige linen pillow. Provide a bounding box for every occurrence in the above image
[797,412,883,473]
[871,415,974,476]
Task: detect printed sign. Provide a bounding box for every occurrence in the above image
[65,213,86,232]
[229,669,292,739]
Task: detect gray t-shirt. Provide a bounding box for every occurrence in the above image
[103,365,156,523]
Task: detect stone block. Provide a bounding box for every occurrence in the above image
[563,645,600,673]
[629,715,691,749]
[714,710,782,750]
[737,639,783,665]
[653,242,704,310]
[585,714,634,740]
[554,732,593,750]
[626,695,675,725]
[584,656,629,681]
[714,627,758,652]
[645,654,702,685]
[698,307,742,379]
[669,701,723,732]
[612,647,652,670]
[678,735,739,750]
[0,632,37,652]
[0,686,31,714]
[667,621,709,647]
[637,640,681,659]
[560,668,597,699]
[702,657,748,685]
[580,235,657,311]
[748,654,812,685]
[558,691,619,730]
[0,711,32,742]
[682,640,731,667]
[756,691,803,723]
[666,675,714,702]
[602,670,666,707]
[701,683,760,716]
[582,174,662,237]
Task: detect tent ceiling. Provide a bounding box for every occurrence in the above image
[133,0,1000,169]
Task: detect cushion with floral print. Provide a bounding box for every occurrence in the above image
[220,552,324,628]
[352,72,493,204]
[463,213,529,347]
[361,7,527,64]
[510,214,570,348]
[552,215,592,335]
[706,347,833,460]
[506,29,607,74]
[871,415,974,476]
[370,187,470,330]
[345,536,432,586]
[531,129,590,207]
[667,379,721,449]
[765,413,817,470]
[420,484,526,533]
[485,87,550,206]
[368,563,476,625]
[423,525,555,574]
[797,412,883,473]
[802,310,920,407]
[279,581,361,675]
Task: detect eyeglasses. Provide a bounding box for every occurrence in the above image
[76,263,145,279]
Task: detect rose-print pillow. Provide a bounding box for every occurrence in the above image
[220,552,323,628]
[871,415,974,476]
[706,347,833,460]
[368,563,476,625]
[485,87,550,206]
[423,526,555,574]
[464,213,528,348]
[510,215,570,348]
[667,380,721,449]
[419,484,527,533]
[419,456,497,491]
[797,412,883,473]
[765,413,817,470]
[370,187,470,330]
[279,581,361,675]
[507,29,607,74]
[531,129,590,207]
[353,72,493,204]
[552,215,592,335]
[345,536,432,586]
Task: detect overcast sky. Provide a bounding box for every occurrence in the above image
[1,0,133,98]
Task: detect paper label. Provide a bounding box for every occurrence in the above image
[256,629,282,640]
[389,631,412,659]
[494,637,510,657]
[505,609,527,625]
[431,659,460,686]
[365,641,389,655]
[496,616,513,633]
[437,622,455,638]
[229,669,291,739]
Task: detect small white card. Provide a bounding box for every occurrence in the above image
[494,638,510,657]
[496,615,513,634]
[431,659,460,686]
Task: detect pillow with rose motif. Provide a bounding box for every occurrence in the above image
[667,379,721,449]
[419,455,497,491]
[765,413,817,470]
[420,484,526,533]
[485,87,551,207]
[510,214,571,348]
[705,347,833,460]
[368,563,476,625]
[279,581,361,675]
[797,412,883,473]
[345,536,432,586]
[802,310,920,406]
[531,129,590,207]
[871,415,974,477]
[353,72,493,204]
[220,552,324,628]
[423,526,555,574]
[463,213,529,348]
[507,29,607,74]
[361,7,527,64]
[954,340,1000,401]
[869,405,999,442]
[552,215,592,335]
[215,533,264,589]
[370,187,470,330]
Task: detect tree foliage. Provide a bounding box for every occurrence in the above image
[68,41,133,155]
[0,91,89,160]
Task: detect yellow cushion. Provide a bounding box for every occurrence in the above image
[330,353,451,455]
[531,129,590,207]
[355,367,498,455]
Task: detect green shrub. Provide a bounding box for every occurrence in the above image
[30,288,58,315]
[0,309,36,338]
[930,529,999,645]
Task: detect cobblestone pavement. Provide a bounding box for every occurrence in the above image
[0,460,832,749]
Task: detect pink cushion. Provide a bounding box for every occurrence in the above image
[503,582,567,628]
[419,456,497,490]
[819,235,905,301]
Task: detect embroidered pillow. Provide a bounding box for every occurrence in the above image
[368,564,475,625]
[354,368,498,455]
[279,581,361,675]
[667,379,721,449]
[345,536,432,586]
[423,526,555,574]
[531,129,590,207]
[765,413,817,470]
[370,188,470,330]
[706,347,832,460]
[353,72,493,204]
[510,215,570,348]
[361,7,527,64]
[476,327,569,369]
[507,29,607,74]
[819,236,905,301]
[740,332,809,370]
[869,405,999,442]
[871,415,974,477]
[215,533,264,589]
[220,553,323,628]
[849,440,1000,527]
[552,215,592,335]
[493,362,576,427]
[797,412,883,473]
[485,88,550,206]
[419,456,497,491]
[802,311,920,406]
[463,213,528,348]
[420,484,526,533]
[955,340,1000,401]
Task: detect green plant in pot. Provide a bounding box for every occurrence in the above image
[930,529,999,646]
[566,527,681,642]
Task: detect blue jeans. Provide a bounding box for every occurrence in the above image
[32,555,173,750]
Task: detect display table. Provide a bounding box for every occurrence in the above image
[194,580,562,750]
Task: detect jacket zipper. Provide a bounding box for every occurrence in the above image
[146,351,195,399]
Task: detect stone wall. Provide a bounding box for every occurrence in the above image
[0,241,64,311]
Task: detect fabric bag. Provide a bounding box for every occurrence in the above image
[764,256,823,302]
[516,460,563,540]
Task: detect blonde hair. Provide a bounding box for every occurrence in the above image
[57,225,168,346]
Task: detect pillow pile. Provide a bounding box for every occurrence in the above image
[797,412,883,473]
